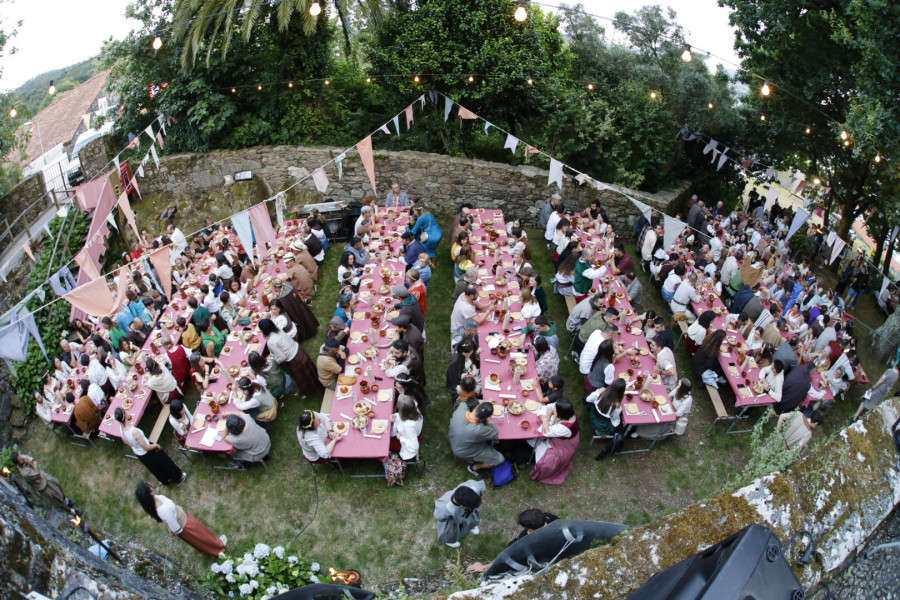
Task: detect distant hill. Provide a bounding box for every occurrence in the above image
[13,59,99,120]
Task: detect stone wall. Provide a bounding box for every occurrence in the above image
[0,173,48,242]
[78,133,121,180]
[451,397,900,600]
[137,144,690,233]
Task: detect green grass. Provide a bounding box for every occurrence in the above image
[17,223,889,592]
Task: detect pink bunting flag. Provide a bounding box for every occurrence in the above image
[405,105,414,130]
[75,190,87,210]
[794,179,807,194]
[357,135,378,196]
[742,157,754,169]
[156,131,164,149]
[249,202,278,257]
[312,168,329,193]
[525,145,540,154]
[117,191,140,238]
[74,249,102,280]
[130,176,141,198]
[148,246,172,298]
[22,241,34,261]
[457,106,478,120]
[64,277,114,318]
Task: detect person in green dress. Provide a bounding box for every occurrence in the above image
[199,318,227,358]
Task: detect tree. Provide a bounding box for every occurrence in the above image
[0,4,23,195]
[719,0,900,245]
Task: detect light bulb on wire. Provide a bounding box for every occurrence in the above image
[761,80,771,96]
[875,154,882,163]
[707,102,714,109]
[152,36,163,50]
[527,78,533,85]
[309,1,321,16]
[805,127,811,134]
[48,80,56,95]
[681,47,692,62]
[9,107,16,118]
[840,130,848,140]
[650,91,657,99]
[413,75,420,83]
[514,3,527,21]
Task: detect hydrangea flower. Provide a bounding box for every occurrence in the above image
[225,574,235,583]
[210,563,220,574]
[288,556,299,564]
[236,564,247,576]
[261,596,272,600]
[238,583,253,596]
[253,543,272,559]
[250,580,259,589]
[243,553,254,563]
[245,565,259,578]
[267,586,277,595]
[219,561,234,576]
[311,562,320,572]
[273,546,285,559]
[311,574,320,584]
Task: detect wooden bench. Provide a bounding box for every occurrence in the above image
[704,384,752,435]
[674,319,689,346]
[320,388,335,414]
[148,404,172,444]
[565,295,577,313]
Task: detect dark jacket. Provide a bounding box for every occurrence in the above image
[776,364,811,414]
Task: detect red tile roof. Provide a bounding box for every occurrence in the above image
[18,69,111,163]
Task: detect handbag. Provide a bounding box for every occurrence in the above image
[419,231,429,242]
[492,460,516,486]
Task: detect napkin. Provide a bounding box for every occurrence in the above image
[199,427,218,448]
[483,380,502,392]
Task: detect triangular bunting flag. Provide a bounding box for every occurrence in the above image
[702,139,718,155]
[418,94,425,108]
[711,148,720,164]
[742,157,754,169]
[405,105,414,130]
[117,191,140,238]
[357,135,378,196]
[786,207,810,241]
[156,131,164,149]
[628,196,653,223]
[504,134,519,153]
[764,187,779,211]
[136,164,145,178]
[457,106,478,120]
[335,152,347,181]
[393,115,401,137]
[717,148,729,171]
[794,179,807,195]
[150,145,159,168]
[829,238,846,264]
[444,97,453,122]
[484,121,493,135]
[113,155,121,172]
[525,145,540,154]
[130,176,141,198]
[157,114,167,135]
[548,159,563,190]
[144,123,154,139]
[312,168,329,193]
[663,215,687,251]
[378,123,391,135]
[429,90,438,104]
[22,242,34,261]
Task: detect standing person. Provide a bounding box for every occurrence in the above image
[135,481,226,557]
[390,392,424,460]
[115,408,186,485]
[408,207,443,257]
[433,480,487,548]
[850,366,899,422]
[10,453,76,509]
[258,318,320,395]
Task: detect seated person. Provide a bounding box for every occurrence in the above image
[296,410,344,462]
[448,400,503,479]
[529,400,580,485]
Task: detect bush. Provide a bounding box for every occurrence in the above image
[199,544,321,599]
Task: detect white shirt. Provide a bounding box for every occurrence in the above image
[521,300,542,320]
[155,494,183,534]
[759,365,784,402]
[720,256,739,286]
[655,347,678,392]
[121,424,149,456]
[267,329,298,364]
[641,230,658,261]
[662,272,681,296]
[171,228,188,254]
[296,412,334,461]
[586,388,621,428]
[672,281,701,308]
[391,414,424,460]
[87,359,109,387]
[106,358,128,389]
[450,296,477,333]
[203,290,222,314]
[168,406,193,439]
[687,321,707,345]
[579,330,607,375]
[216,265,234,281]
[545,212,562,241]
[709,236,723,261]
[87,382,105,407]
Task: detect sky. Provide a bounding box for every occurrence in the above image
[0,0,741,93]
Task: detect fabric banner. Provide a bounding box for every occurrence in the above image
[829,238,846,265]
[444,97,453,121]
[357,135,378,196]
[663,214,688,251]
[335,152,346,181]
[49,266,77,296]
[22,242,34,261]
[786,207,811,242]
[504,134,519,153]
[548,159,563,190]
[74,172,115,211]
[392,115,401,137]
[765,187,779,211]
[525,145,540,154]
[249,202,278,258]
[312,168,329,193]
[157,114,167,135]
[63,271,126,318]
[231,210,255,263]
[457,106,478,120]
[117,191,140,238]
[137,163,145,178]
[742,157,754,169]
[130,176,141,199]
[275,192,286,226]
[484,121,493,135]
[156,132,164,149]
[378,123,391,135]
[150,145,160,168]
[826,231,837,247]
[880,276,891,302]
[717,148,729,171]
[794,179,807,195]
[74,248,101,281]
[702,139,718,155]
[765,167,778,180]
[0,312,48,362]
[628,196,653,224]
[144,123,154,139]
[405,105,414,130]
[148,246,172,297]
[418,94,425,108]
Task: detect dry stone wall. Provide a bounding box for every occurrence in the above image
[138,145,689,231]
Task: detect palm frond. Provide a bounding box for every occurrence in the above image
[331,0,353,54]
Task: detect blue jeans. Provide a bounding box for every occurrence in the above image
[847,288,861,308]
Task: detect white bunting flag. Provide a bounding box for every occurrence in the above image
[764,187,779,211]
[663,214,687,251]
[145,123,154,139]
[786,207,810,241]
[702,139,718,155]
[150,144,159,168]
[444,97,453,121]
[826,231,836,247]
[312,168,329,193]
[378,123,391,135]
[829,238,846,264]
[393,115,401,137]
[717,148,729,171]
[335,152,346,181]
[504,134,519,153]
[880,276,891,302]
[157,114,167,135]
[628,196,652,223]
[548,159,563,190]
[484,121,493,135]
[418,94,425,108]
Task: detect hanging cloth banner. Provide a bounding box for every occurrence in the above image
[702,139,718,155]
[335,152,347,181]
[457,106,478,120]
[829,238,846,265]
[136,163,145,178]
[148,246,172,298]
[504,134,519,153]
[525,145,540,154]
[150,144,160,168]
[22,242,34,261]
[117,191,140,238]
[74,248,101,281]
[156,131,165,149]
[144,123,154,139]
[786,207,811,242]
[157,114,167,136]
[710,148,721,164]
[548,159,564,190]
[765,167,778,180]
[378,123,391,135]
[418,94,425,109]
[312,168,329,193]
[484,121,494,135]
[231,210,255,263]
[663,214,688,251]
[742,157,754,169]
[357,135,378,197]
[880,276,891,302]
[274,192,287,226]
[130,176,141,199]
[405,105,414,130]
[717,148,729,171]
[794,179,807,195]
[249,202,278,258]
[0,312,48,362]
[628,196,653,223]
[113,155,121,172]
[63,269,128,318]
[106,211,119,232]
[826,231,837,247]
[48,266,78,296]
[444,97,453,121]
[392,115,401,137]
[765,187,779,211]
[428,90,439,104]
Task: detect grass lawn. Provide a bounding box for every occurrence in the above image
[17,222,890,593]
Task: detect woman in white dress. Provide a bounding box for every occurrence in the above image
[390,393,424,461]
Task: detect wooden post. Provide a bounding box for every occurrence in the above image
[51,189,60,211]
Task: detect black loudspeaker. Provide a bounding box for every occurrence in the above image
[272,583,375,600]
[626,524,805,600]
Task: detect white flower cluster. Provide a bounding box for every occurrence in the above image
[238,583,253,596]
[273,546,285,559]
[211,559,234,575]
[287,555,299,564]
[253,543,272,559]
[311,562,320,572]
